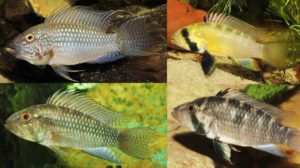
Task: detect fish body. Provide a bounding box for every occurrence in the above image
[171,13,300,73]
[16,23,119,66]
[5,91,155,163]
[8,6,165,81]
[172,89,300,158]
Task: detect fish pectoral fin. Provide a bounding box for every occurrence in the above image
[229,57,262,72]
[254,144,287,157]
[201,51,216,75]
[52,66,79,82]
[84,147,122,164]
[212,139,232,164]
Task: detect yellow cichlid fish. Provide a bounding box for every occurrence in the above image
[5,91,156,163]
[7,6,165,81]
[172,13,300,74]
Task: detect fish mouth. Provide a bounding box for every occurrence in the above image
[4,47,17,55]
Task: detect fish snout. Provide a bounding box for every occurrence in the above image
[172,106,182,120]
[5,41,18,55]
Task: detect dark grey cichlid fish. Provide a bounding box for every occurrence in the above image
[172,89,300,162]
[7,5,166,81]
[5,91,156,163]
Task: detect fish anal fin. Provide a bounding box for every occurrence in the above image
[46,91,127,126]
[84,147,122,164]
[254,144,287,157]
[88,52,125,64]
[230,57,262,72]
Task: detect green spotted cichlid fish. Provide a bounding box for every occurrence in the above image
[172,13,300,75]
[7,6,166,81]
[5,91,156,163]
[172,89,300,162]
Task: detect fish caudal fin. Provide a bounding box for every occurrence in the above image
[287,129,300,153]
[118,128,156,159]
[117,14,166,56]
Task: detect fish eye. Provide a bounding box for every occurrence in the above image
[25,34,35,42]
[188,105,195,113]
[21,112,32,122]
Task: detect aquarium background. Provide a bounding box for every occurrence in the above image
[0,83,167,168]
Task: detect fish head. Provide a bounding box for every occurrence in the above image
[172,101,199,131]
[5,106,43,143]
[171,23,206,53]
[7,24,53,65]
[172,98,212,132]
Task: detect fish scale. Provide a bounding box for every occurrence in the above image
[34,104,120,148]
[199,97,289,146]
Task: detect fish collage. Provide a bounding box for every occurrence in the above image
[1,0,300,168]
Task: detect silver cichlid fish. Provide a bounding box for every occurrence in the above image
[7,6,165,81]
[5,91,156,163]
[172,89,300,161]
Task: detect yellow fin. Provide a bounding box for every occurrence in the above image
[28,0,77,18]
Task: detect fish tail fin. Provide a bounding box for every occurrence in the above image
[261,43,290,69]
[118,128,156,159]
[117,15,166,56]
[287,129,300,153]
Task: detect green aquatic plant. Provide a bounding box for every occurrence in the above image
[268,0,300,40]
[243,84,294,102]
[210,0,247,13]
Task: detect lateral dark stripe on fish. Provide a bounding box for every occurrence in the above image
[180,28,199,52]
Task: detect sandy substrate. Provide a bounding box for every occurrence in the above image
[167,59,258,85]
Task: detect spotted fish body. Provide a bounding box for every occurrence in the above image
[8,6,166,81]
[172,89,300,157]
[5,91,155,163]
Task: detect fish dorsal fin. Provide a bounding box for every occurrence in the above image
[205,13,268,42]
[217,89,284,120]
[46,91,126,126]
[45,6,128,32]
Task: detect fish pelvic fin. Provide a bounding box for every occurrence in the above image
[52,66,79,82]
[287,129,300,154]
[212,140,232,164]
[118,128,157,159]
[117,12,166,57]
[201,51,216,75]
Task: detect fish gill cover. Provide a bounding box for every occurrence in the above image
[0,83,167,168]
